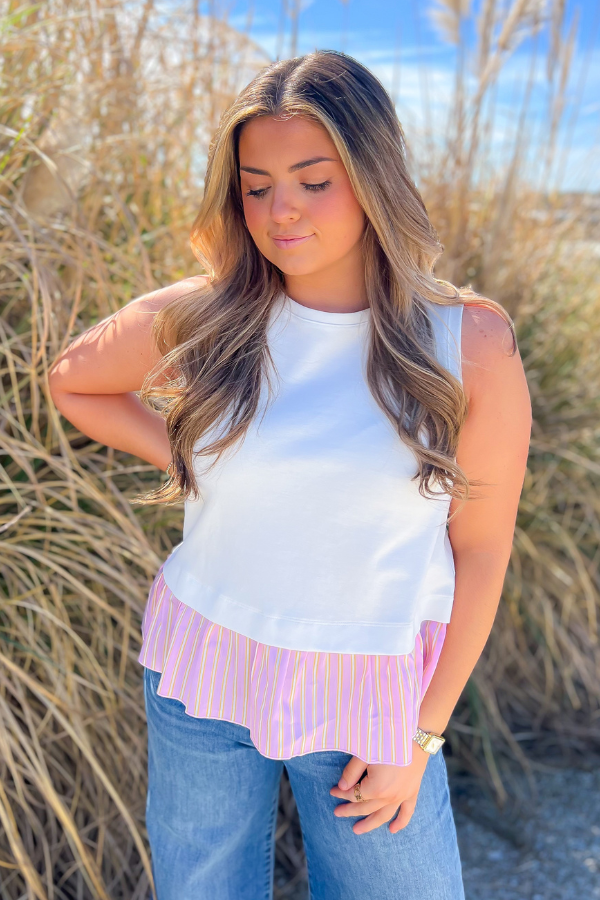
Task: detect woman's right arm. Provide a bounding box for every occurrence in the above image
[48,275,209,472]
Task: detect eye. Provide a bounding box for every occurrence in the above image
[244,180,332,199]
[303,180,331,192]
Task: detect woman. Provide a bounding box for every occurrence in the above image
[49,50,532,900]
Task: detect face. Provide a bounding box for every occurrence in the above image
[238,115,366,279]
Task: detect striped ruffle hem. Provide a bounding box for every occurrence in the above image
[137,563,447,766]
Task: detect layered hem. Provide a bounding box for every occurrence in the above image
[138,564,447,766]
[161,551,454,657]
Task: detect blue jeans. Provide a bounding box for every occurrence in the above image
[143,665,465,900]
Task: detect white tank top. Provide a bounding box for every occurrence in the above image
[161,291,464,655]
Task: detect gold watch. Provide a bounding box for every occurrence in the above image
[412,726,445,755]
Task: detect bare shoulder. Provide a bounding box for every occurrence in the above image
[49,275,210,393]
[127,274,210,316]
[106,274,211,358]
[460,301,524,407]
[461,301,516,366]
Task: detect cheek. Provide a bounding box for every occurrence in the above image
[316,187,365,244]
[242,200,268,242]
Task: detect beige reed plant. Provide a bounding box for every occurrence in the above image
[0,0,598,896]
[417,0,600,804]
[0,1,267,897]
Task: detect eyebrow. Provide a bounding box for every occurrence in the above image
[239,156,337,176]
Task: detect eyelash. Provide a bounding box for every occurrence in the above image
[245,180,331,198]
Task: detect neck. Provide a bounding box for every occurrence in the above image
[282,252,368,315]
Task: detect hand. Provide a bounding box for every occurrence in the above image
[329,744,431,835]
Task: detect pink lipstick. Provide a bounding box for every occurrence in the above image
[272,234,313,249]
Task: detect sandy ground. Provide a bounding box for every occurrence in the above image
[274,755,600,899]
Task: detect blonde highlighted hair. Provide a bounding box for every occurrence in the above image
[137,49,515,510]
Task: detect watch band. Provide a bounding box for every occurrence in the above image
[412,726,446,755]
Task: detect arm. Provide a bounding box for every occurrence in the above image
[48,275,209,471]
[417,304,532,736]
[330,303,532,834]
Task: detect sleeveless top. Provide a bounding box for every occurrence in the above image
[137,293,464,764]
[160,291,464,656]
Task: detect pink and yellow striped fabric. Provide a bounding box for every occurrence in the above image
[138,563,447,765]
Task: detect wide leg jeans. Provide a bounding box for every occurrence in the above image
[143,664,466,900]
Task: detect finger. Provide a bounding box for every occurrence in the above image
[347,772,379,802]
[330,785,364,803]
[352,803,398,835]
[337,756,367,791]
[329,781,373,803]
[333,798,383,818]
[389,797,417,834]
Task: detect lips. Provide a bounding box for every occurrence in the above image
[271,234,313,249]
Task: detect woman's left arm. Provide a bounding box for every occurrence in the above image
[330,303,532,834]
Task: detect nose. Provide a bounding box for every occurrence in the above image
[269,184,301,224]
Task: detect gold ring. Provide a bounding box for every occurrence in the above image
[354,783,366,802]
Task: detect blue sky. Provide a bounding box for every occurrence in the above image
[219,0,599,191]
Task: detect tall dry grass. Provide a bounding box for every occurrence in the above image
[415,0,600,806]
[0,0,598,896]
[0,2,268,897]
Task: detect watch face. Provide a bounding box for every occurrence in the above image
[424,735,444,753]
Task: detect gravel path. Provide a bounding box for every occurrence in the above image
[452,758,600,900]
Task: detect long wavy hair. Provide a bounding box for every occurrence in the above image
[136,49,516,511]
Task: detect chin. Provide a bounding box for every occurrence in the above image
[270,257,325,277]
